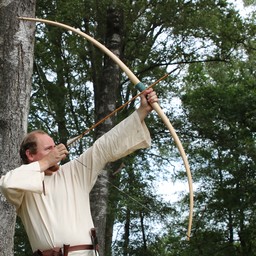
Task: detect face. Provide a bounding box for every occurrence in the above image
[26,133,55,163]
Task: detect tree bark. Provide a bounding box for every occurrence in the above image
[90,6,123,256]
[0,0,35,255]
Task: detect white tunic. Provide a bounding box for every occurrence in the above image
[0,111,151,255]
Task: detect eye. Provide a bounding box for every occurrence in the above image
[45,146,54,151]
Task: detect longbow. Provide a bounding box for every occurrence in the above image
[19,16,193,240]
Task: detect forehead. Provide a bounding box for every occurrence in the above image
[35,133,55,146]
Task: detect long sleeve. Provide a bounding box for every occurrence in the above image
[65,110,152,192]
[0,162,44,209]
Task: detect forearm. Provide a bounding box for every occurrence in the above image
[0,162,44,192]
[0,162,44,209]
[91,111,151,163]
[136,106,151,122]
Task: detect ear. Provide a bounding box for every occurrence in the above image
[25,149,35,163]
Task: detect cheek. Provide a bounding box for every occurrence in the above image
[32,151,48,161]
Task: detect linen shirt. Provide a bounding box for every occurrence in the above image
[0,111,151,255]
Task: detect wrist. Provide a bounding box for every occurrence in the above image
[137,107,149,122]
[38,159,50,172]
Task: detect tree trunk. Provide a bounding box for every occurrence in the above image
[123,208,131,256]
[0,0,35,255]
[90,6,123,256]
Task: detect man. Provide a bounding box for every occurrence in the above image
[0,88,158,256]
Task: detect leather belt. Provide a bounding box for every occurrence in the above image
[68,244,94,252]
[34,244,94,256]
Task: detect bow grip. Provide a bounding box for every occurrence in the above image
[135,82,146,92]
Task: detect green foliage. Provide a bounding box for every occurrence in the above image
[178,23,256,254]
[243,0,256,7]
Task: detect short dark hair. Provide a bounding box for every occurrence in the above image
[19,130,48,164]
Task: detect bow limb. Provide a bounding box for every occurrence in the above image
[18,16,193,240]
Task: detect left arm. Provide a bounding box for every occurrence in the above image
[61,88,158,190]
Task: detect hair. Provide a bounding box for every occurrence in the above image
[19,130,48,164]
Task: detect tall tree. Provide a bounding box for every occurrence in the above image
[90,6,124,256]
[0,0,36,255]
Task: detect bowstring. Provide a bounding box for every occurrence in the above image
[71,158,151,212]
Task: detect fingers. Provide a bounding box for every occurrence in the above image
[45,144,69,166]
[39,144,69,174]
[141,88,158,102]
[137,88,159,121]
[140,88,158,110]
[55,144,69,160]
[145,89,158,104]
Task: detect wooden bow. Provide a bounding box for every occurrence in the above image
[18,16,193,240]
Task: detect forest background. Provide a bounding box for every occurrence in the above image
[0,0,256,255]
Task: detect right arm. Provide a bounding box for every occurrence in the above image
[38,144,69,175]
[0,162,44,209]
